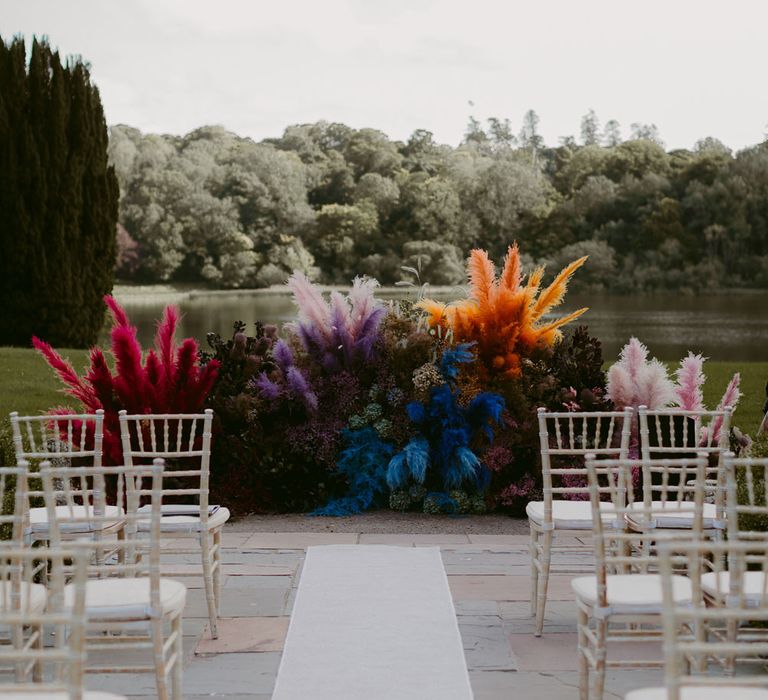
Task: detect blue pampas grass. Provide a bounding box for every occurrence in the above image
[312,428,395,516]
[439,342,475,382]
[386,436,430,489]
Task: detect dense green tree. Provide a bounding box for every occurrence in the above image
[518,109,544,155]
[0,36,118,347]
[602,119,622,147]
[580,109,600,146]
[108,115,768,294]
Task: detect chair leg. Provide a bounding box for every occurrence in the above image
[32,624,43,682]
[724,619,738,676]
[529,526,539,617]
[534,531,553,637]
[171,614,184,700]
[152,618,169,700]
[201,532,218,639]
[594,617,608,700]
[213,529,222,616]
[577,607,589,700]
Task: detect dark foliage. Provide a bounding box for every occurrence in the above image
[0,36,118,347]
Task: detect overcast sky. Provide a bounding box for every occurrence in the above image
[3,0,767,150]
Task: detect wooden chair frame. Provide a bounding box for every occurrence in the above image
[575,454,708,700]
[0,547,127,699]
[624,539,768,700]
[119,409,225,639]
[9,411,118,549]
[529,407,633,636]
[41,460,184,700]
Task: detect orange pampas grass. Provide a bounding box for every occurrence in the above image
[417,244,588,379]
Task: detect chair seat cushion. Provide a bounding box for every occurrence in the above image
[627,687,768,700]
[137,505,230,532]
[64,577,186,620]
[625,501,721,530]
[28,505,124,534]
[0,580,47,613]
[571,574,692,611]
[701,570,768,605]
[526,500,618,530]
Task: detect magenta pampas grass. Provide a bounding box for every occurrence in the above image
[155,304,179,390]
[674,352,706,411]
[32,337,98,408]
[103,295,131,328]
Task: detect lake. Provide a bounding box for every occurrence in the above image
[111,287,768,362]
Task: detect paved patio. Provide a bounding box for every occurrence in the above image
[83,529,664,700]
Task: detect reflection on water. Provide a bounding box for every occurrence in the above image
[109,288,768,362]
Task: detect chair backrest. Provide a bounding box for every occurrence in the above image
[536,408,633,521]
[585,454,708,594]
[638,406,731,463]
[0,465,28,545]
[40,460,164,595]
[0,546,89,698]
[724,452,768,543]
[657,539,768,695]
[10,410,105,465]
[10,411,105,504]
[119,410,213,522]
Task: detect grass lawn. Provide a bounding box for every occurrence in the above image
[0,346,765,436]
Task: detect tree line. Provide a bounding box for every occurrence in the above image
[110,112,768,293]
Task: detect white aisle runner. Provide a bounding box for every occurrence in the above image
[272,545,473,700]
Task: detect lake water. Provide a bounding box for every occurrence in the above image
[111,287,768,362]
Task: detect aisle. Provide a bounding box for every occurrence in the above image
[272,545,473,700]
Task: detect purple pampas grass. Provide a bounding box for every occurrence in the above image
[273,339,295,371]
[255,372,282,401]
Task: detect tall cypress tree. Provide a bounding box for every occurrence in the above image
[0,35,118,347]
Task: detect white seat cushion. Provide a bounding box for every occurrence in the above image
[526,500,620,530]
[137,504,230,532]
[701,570,768,605]
[64,577,186,620]
[571,574,692,612]
[627,688,768,700]
[625,501,721,530]
[28,505,124,534]
[0,581,47,613]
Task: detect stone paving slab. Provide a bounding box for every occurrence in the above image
[358,533,471,545]
[508,633,663,672]
[448,574,576,601]
[469,669,662,700]
[196,617,290,655]
[242,532,359,548]
[459,616,516,671]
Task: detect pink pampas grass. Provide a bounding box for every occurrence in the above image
[674,352,706,411]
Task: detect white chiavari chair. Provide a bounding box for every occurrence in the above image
[0,546,125,699]
[9,411,123,548]
[573,454,707,700]
[625,539,768,700]
[41,460,185,700]
[528,407,633,636]
[119,410,227,638]
[638,406,732,533]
